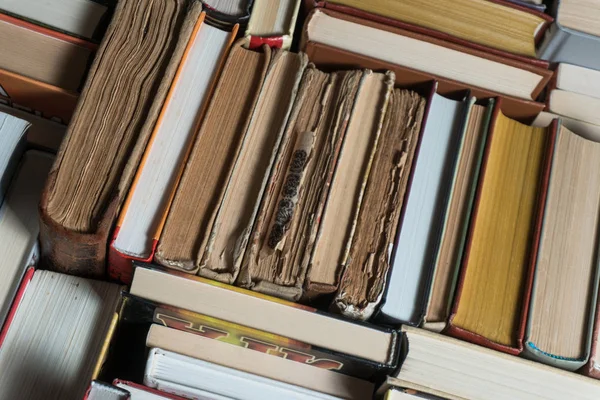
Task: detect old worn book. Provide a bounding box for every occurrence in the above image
[39,0,202,277]
[422,99,493,331]
[147,325,374,399]
[447,106,553,354]
[108,17,237,283]
[0,150,53,326]
[523,125,600,370]
[302,9,552,100]
[0,270,121,400]
[238,68,363,300]
[332,88,426,319]
[388,326,600,400]
[0,12,95,92]
[379,93,467,325]
[306,71,394,296]
[155,44,270,273]
[199,50,308,283]
[305,0,551,57]
[245,0,302,49]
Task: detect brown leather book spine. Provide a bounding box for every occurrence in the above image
[39,0,203,278]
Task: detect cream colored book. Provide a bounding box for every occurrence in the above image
[146,325,373,399]
[390,326,600,400]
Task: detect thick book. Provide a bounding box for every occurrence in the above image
[102,292,390,382]
[332,87,427,320]
[107,16,238,284]
[378,91,469,325]
[145,348,348,400]
[129,264,400,370]
[0,12,96,91]
[245,0,302,50]
[421,98,494,331]
[147,325,374,399]
[303,0,552,59]
[446,101,557,355]
[523,124,600,371]
[1,0,110,41]
[0,150,53,327]
[555,63,600,100]
[0,270,122,400]
[385,326,600,400]
[302,28,546,121]
[39,0,203,278]
[538,0,600,70]
[0,67,79,124]
[547,89,600,127]
[301,9,552,101]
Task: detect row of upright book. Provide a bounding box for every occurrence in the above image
[3,0,600,399]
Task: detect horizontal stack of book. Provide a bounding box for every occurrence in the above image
[2,0,600,399]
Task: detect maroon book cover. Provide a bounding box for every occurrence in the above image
[445,102,558,355]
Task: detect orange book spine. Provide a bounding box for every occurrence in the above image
[108,17,239,284]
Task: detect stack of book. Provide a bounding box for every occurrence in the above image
[2,0,600,399]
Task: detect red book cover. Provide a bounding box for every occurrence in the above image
[445,102,558,355]
[303,0,552,65]
[0,267,34,347]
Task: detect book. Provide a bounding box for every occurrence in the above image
[129,264,400,368]
[547,89,600,126]
[238,68,363,300]
[144,348,349,400]
[0,112,29,203]
[306,71,394,297]
[387,326,600,400]
[0,270,121,400]
[146,324,374,398]
[332,88,427,320]
[0,67,79,124]
[1,0,109,40]
[103,293,396,382]
[533,111,600,141]
[85,380,188,400]
[0,150,52,327]
[302,40,545,121]
[447,104,555,355]
[0,12,96,91]
[108,15,238,284]
[304,0,552,58]
[421,99,494,331]
[302,9,552,101]
[154,44,271,273]
[379,93,468,325]
[198,50,307,283]
[0,104,65,153]
[523,125,600,371]
[555,63,600,100]
[39,0,203,278]
[245,0,302,50]
[537,1,600,70]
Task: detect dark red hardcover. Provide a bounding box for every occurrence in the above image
[303,0,552,61]
[445,103,558,355]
